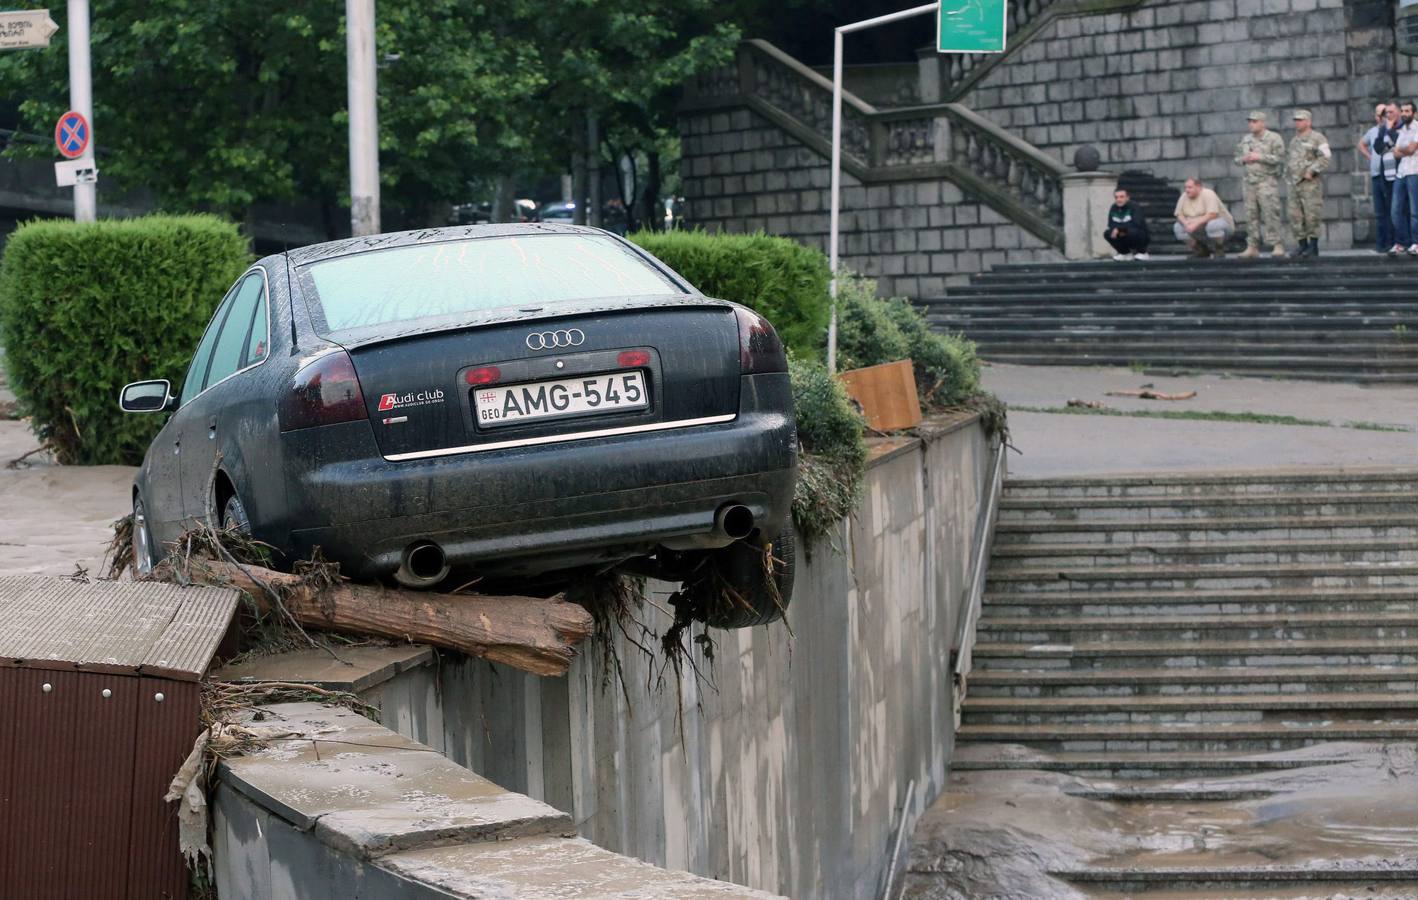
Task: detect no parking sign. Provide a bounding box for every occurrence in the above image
[54,110,89,159]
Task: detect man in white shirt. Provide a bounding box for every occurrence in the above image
[1391,102,1418,254]
[1173,177,1236,258]
[1358,103,1399,253]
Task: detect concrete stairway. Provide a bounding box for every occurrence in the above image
[921,257,1418,383]
[957,470,1418,774]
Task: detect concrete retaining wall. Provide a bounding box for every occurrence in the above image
[384,418,995,899]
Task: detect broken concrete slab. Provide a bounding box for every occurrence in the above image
[218,703,572,858]
[209,644,434,693]
[214,701,782,898]
[382,836,785,898]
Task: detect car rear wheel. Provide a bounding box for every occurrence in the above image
[132,495,156,576]
[222,493,251,534]
[698,527,796,629]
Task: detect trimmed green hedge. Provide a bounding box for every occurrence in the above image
[0,215,250,465]
[629,229,831,357]
[788,354,867,546]
[832,273,981,411]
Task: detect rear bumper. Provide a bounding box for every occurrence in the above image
[279,374,796,579]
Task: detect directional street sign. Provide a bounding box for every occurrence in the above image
[938,0,1007,54]
[0,9,59,50]
[55,110,89,159]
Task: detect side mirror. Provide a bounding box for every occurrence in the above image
[119,379,175,413]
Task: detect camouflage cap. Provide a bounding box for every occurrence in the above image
[1292,109,1312,121]
[1247,110,1266,122]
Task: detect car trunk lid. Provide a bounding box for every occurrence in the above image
[343,301,742,460]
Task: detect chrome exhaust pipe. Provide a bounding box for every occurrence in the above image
[395,541,450,589]
[713,504,755,541]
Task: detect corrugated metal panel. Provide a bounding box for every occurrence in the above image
[67,671,139,898]
[127,677,200,900]
[0,576,238,679]
[0,578,226,898]
[0,660,20,889]
[2,668,84,898]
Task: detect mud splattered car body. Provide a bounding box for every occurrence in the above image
[121,225,798,625]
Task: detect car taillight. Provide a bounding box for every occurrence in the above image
[278,350,369,432]
[465,366,502,385]
[617,350,651,368]
[735,307,787,374]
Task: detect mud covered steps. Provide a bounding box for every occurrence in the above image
[957,470,1418,767]
[922,257,1418,382]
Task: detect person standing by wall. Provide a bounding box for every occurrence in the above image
[1359,102,1399,254]
[1392,102,1418,255]
[1234,111,1287,258]
[1104,187,1151,260]
[1286,110,1331,257]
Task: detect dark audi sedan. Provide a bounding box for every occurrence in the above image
[120,225,797,627]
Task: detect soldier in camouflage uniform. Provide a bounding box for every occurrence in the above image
[1287,109,1332,257]
[1234,111,1287,258]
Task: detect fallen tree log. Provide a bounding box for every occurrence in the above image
[175,560,594,677]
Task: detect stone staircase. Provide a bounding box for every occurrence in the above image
[952,470,1418,893]
[960,470,1418,769]
[922,257,1418,383]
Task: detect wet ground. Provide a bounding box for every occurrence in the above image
[0,373,132,577]
[982,363,1418,477]
[906,744,1418,899]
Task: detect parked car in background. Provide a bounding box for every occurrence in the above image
[538,200,576,222]
[119,224,798,627]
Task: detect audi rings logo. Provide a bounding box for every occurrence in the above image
[525,328,586,351]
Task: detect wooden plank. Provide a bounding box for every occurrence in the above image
[839,359,924,432]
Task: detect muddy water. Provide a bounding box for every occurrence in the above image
[905,744,1418,899]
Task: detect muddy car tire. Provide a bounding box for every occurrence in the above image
[132,495,157,576]
[222,494,251,534]
[700,527,796,629]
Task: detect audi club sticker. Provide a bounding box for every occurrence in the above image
[377,389,446,412]
[526,329,586,351]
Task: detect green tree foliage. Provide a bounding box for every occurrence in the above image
[0,1,733,230]
[629,229,831,357]
[0,216,250,465]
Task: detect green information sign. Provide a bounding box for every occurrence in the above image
[938,0,1007,54]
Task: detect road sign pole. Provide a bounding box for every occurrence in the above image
[346,0,380,236]
[66,0,95,222]
[827,2,937,372]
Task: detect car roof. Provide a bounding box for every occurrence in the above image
[273,223,612,267]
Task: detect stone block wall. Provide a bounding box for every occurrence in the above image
[954,0,1375,249]
[679,109,1058,296]
[679,0,1402,285]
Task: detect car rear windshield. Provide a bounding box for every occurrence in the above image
[305,233,683,333]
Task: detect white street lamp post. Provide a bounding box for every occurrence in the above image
[828,3,939,372]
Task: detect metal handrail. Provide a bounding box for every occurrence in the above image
[952,436,1006,716]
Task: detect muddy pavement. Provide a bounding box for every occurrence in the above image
[904,743,1418,898]
[0,372,132,576]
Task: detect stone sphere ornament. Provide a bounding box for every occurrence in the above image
[1073,145,1101,172]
